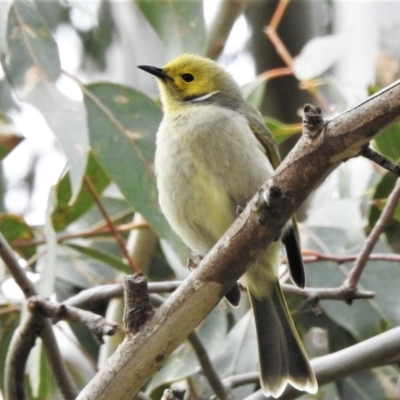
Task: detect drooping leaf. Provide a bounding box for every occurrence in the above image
[83,82,186,257]
[3,0,89,199]
[265,117,302,145]
[0,213,36,260]
[66,243,130,274]
[51,152,111,232]
[136,0,205,58]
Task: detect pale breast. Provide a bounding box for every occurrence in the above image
[155,105,274,256]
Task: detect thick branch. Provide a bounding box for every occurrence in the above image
[76,81,400,399]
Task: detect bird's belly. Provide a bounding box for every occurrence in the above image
[156,151,235,255]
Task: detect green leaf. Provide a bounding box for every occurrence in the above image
[83,82,186,257]
[3,0,89,199]
[5,0,61,87]
[373,122,400,162]
[66,243,130,274]
[0,110,24,160]
[51,152,111,232]
[136,0,205,57]
[0,213,36,260]
[265,117,302,145]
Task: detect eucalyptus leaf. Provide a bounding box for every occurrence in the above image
[83,82,186,258]
[293,34,348,80]
[3,0,89,199]
[373,122,400,162]
[0,213,36,260]
[265,117,302,145]
[51,152,111,232]
[66,243,130,274]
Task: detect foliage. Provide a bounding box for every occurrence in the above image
[0,1,399,400]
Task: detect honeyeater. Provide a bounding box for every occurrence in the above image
[138,54,317,398]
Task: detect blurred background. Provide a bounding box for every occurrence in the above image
[1,1,400,399]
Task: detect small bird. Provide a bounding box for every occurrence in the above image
[138,54,317,398]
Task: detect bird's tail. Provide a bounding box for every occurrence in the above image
[249,279,318,398]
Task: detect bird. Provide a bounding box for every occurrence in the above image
[138,54,318,398]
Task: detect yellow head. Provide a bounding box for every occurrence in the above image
[138,54,242,114]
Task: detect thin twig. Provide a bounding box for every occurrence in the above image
[268,0,290,31]
[0,233,79,400]
[300,250,400,264]
[264,26,293,68]
[83,176,140,273]
[188,332,232,400]
[361,145,400,176]
[223,372,258,390]
[264,2,332,112]
[282,284,374,302]
[346,178,400,289]
[62,277,377,313]
[11,220,149,249]
[28,296,118,344]
[63,283,123,309]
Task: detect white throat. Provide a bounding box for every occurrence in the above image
[189,91,219,102]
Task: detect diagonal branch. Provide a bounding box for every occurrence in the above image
[75,80,400,399]
[345,178,400,290]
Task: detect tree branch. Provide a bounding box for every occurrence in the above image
[205,0,248,60]
[301,250,400,264]
[75,80,400,399]
[83,175,140,273]
[346,178,400,290]
[0,233,79,400]
[27,296,118,344]
[361,145,400,176]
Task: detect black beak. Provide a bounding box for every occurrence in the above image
[137,65,170,80]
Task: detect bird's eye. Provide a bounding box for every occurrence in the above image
[182,73,194,82]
